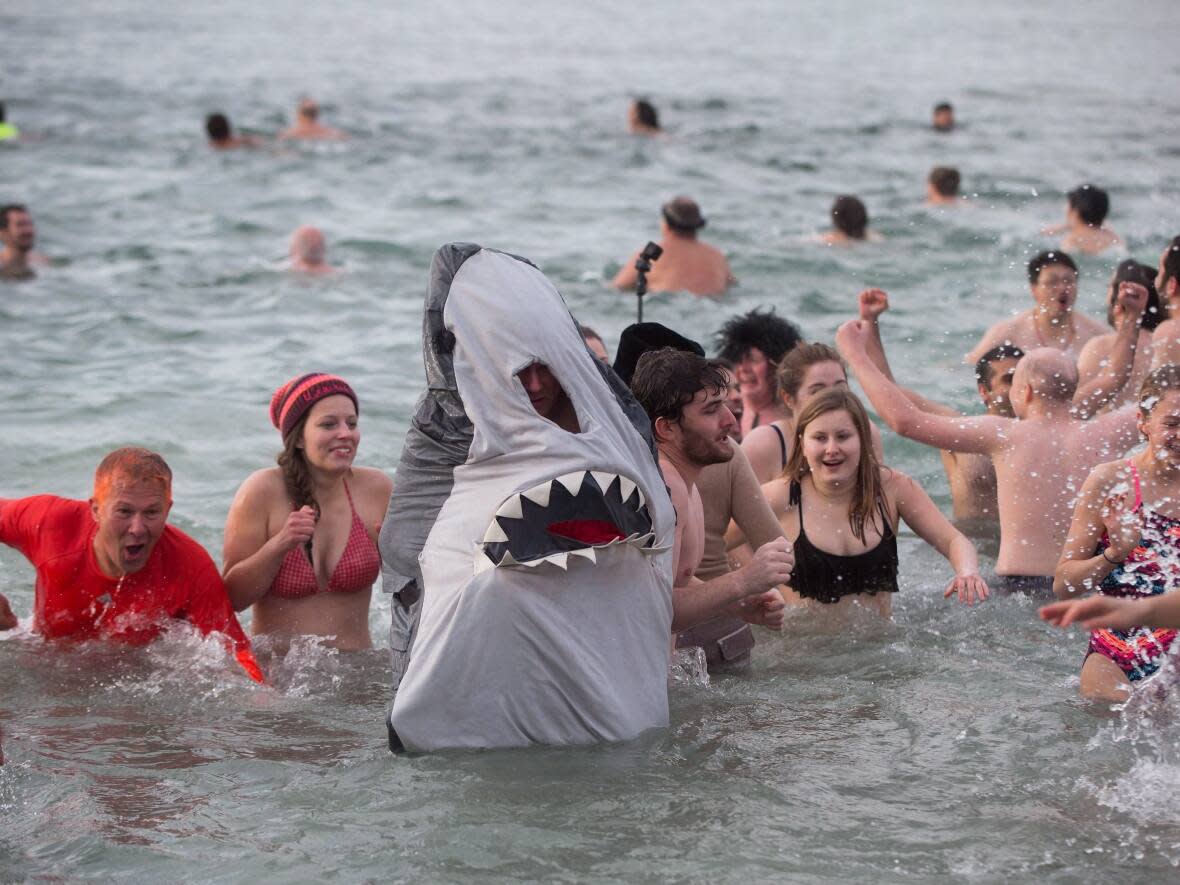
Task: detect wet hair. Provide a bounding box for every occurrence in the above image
[1020,351,1078,402]
[974,343,1025,387]
[0,204,28,231]
[93,447,173,505]
[1027,250,1077,285]
[1138,364,1180,417]
[631,348,728,427]
[633,99,660,130]
[929,166,960,198]
[205,113,230,141]
[1160,235,1180,295]
[831,195,868,239]
[1068,184,1109,226]
[715,307,803,366]
[776,342,844,402]
[1105,259,1161,331]
[299,100,319,120]
[933,102,953,114]
[784,388,886,544]
[277,412,320,520]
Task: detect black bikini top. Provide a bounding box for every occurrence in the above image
[789,480,899,604]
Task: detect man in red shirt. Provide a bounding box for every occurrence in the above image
[0,447,262,682]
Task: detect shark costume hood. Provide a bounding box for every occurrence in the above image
[383,244,675,751]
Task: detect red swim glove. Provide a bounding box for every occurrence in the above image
[235,647,266,684]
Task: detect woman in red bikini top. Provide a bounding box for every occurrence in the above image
[222,374,393,650]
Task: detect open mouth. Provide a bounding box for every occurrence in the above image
[124,543,146,559]
[476,470,656,572]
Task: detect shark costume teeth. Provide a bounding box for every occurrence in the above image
[386,244,675,752]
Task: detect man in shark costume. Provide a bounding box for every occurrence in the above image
[381,243,675,751]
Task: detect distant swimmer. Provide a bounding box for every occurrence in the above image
[222,374,392,650]
[1041,184,1121,255]
[205,112,262,149]
[631,347,793,631]
[578,324,610,363]
[734,387,988,614]
[628,98,661,135]
[0,203,47,281]
[932,101,955,132]
[613,196,734,297]
[926,166,961,205]
[821,195,881,244]
[0,447,263,682]
[837,283,1147,596]
[714,307,803,438]
[279,97,346,141]
[288,225,334,273]
[1076,260,1161,412]
[965,250,1107,365]
[0,102,19,142]
[1047,366,1180,702]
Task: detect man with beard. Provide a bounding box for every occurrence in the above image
[631,348,792,630]
[0,204,45,281]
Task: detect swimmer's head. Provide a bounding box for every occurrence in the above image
[289,225,327,266]
[1067,184,1109,227]
[0,204,34,253]
[661,196,706,236]
[1156,235,1180,310]
[298,98,319,121]
[928,166,960,199]
[785,388,883,543]
[632,348,734,466]
[974,343,1024,417]
[205,112,231,142]
[776,342,847,411]
[932,101,954,131]
[1106,259,1160,331]
[89,448,173,577]
[715,308,803,407]
[630,99,660,132]
[1009,348,1078,416]
[830,195,868,240]
[1028,250,1079,317]
[577,324,609,363]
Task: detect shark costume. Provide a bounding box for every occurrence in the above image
[381,244,675,751]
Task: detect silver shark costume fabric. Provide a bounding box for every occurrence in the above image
[382,244,675,751]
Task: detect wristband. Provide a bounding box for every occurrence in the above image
[1101,548,1122,566]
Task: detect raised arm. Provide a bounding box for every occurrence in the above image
[836,319,1008,455]
[890,470,987,604]
[1071,282,1146,418]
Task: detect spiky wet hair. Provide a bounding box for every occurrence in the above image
[714,307,803,366]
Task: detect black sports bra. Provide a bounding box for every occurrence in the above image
[788,480,899,604]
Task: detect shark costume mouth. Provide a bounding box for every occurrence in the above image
[476,470,657,572]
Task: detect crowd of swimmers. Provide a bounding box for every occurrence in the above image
[3,92,1180,757]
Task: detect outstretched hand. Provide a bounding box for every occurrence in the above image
[0,593,17,630]
[858,288,890,322]
[740,588,787,631]
[943,573,989,606]
[1039,595,1144,631]
[834,319,872,358]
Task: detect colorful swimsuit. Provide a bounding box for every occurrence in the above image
[1090,462,1180,682]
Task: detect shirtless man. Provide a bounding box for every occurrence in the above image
[630,348,793,631]
[932,101,954,132]
[0,447,262,680]
[288,225,334,273]
[966,250,1106,365]
[279,98,346,141]
[1042,184,1121,256]
[0,204,46,280]
[837,283,1147,594]
[205,113,261,149]
[628,99,661,135]
[856,288,1021,524]
[613,197,733,297]
[926,167,961,206]
[1076,260,1160,411]
[1146,236,1180,368]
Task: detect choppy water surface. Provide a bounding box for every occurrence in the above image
[3,0,1180,880]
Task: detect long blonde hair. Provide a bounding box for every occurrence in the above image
[783,388,886,544]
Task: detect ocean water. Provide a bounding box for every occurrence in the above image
[3,0,1180,880]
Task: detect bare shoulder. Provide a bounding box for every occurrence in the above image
[659,457,689,506]
[1080,331,1114,356]
[1082,458,1134,494]
[1076,313,1109,337]
[233,467,286,504]
[350,465,393,497]
[760,477,792,516]
[741,424,780,454]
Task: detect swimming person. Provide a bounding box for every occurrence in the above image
[837,287,1146,595]
[1041,184,1121,256]
[0,203,44,281]
[384,244,678,751]
[714,307,804,438]
[630,347,793,630]
[288,225,334,274]
[612,196,734,297]
[966,251,1106,365]
[279,97,346,141]
[222,374,392,650]
[0,447,262,682]
[1076,260,1161,412]
[205,112,261,149]
[821,195,878,244]
[628,98,661,135]
[926,166,961,205]
[740,335,884,484]
[1048,366,1180,701]
[932,101,955,132]
[740,388,987,613]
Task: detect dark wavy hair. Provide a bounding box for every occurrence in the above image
[277,412,319,519]
[714,307,803,366]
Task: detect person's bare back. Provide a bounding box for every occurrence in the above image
[613,196,732,297]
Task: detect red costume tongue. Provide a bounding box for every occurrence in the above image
[547,520,626,545]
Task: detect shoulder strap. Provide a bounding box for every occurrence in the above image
[1126,459,1143,510]
[771,423,788,469]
